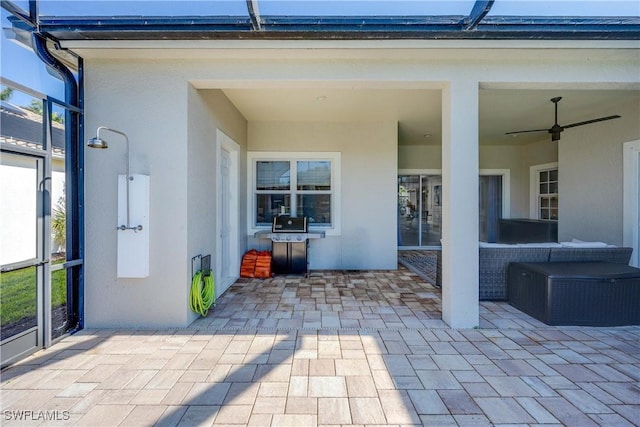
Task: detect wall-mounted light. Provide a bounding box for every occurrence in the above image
[87,126,142,232]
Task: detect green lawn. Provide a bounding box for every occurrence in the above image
[0,264,66,327]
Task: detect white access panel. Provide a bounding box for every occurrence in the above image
[117,174,150,278]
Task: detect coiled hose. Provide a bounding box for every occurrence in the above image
[189,270,216,317]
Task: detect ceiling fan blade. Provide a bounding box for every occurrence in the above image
[505,128,549,135]
[563,115,621,129]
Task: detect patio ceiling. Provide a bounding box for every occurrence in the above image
[221,87,640,146]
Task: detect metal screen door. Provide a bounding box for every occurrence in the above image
[1,151,47,366]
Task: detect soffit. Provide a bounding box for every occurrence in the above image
[61,40,640,60]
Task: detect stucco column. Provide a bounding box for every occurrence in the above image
[441,79,480,328]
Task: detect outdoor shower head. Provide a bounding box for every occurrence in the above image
[87,126,129,150]
[87,135,108,149]
[87,126,140,231]
[87,126,129,166]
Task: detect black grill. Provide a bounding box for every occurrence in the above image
[253,216,325,275]
[271,216,309,274]
[272,216,307,233]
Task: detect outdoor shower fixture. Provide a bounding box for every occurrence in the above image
[87,126,141,231]
[88,126,150,278]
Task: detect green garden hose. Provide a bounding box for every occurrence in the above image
[189,270,216,317]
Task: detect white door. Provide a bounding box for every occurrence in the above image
[220,149,232,282]
[216,130,240,295]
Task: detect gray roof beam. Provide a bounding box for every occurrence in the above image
[1,0,36,28]
[11,15,640,41]
[246,0,263,31]
[462,0,495,30]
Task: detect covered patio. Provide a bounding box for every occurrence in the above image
[2,267,639,426]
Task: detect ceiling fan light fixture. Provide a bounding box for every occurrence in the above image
[505,96,621,142]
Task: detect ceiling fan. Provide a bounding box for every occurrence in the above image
[505,96,621,142]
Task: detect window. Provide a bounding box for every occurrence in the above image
[530,163,558,221]
[538,168,558,220]
[249,152,340,233]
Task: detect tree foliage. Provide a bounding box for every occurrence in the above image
[52,188,66,252]
[0,87,13,100]
[25,99,65,124]
[26,99,43,114]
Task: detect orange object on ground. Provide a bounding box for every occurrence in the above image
[254,251,273,279]
[240,250,272,278]
[240,249,259,278]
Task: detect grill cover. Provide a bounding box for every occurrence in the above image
[272,216,307,233]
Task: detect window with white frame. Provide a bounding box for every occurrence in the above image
[530,162,559,221]
[250,152,340,230]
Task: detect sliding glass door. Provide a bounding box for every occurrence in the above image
[398,175,442,247]
[398,174,503,247]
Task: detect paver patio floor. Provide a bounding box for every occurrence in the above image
[2,266,639,426]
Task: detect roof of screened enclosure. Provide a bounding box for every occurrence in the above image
[4,0,640,40]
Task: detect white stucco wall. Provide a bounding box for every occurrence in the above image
[521,138,559,218]
[559,96,640,245]
[247,121,398,269]
[84,61,191,328]
[522,139,559,170]
[480,144,540,219]
[398,144,442,170]
[85,66,251,328]
[187,88,248,324]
